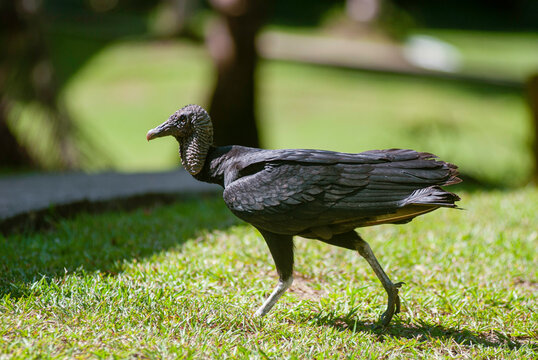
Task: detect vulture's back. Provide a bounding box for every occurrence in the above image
[220,147,460,238]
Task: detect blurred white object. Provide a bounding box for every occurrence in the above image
[404,35,462,72]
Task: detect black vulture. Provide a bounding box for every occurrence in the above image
[146,104,461,326]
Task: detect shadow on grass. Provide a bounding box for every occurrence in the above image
[312,314,536,350]
[0,195,239,299]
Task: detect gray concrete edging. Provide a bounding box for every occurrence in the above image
[0,169,221,234]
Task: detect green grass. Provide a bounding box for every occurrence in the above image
[64,40,213,172]
[1,189,537,358]
[10,38,530,184]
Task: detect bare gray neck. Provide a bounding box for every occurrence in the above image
[179,133,211,175]
[178,113,213,175]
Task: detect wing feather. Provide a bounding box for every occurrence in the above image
[222,147,460,234]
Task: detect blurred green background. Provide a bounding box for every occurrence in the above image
[1,0,537,186]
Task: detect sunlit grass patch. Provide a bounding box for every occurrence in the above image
[1,189,536,358]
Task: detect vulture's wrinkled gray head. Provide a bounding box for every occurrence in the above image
[147,104,213,175]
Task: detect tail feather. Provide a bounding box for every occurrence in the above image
[417,151,462,186]
[442,160,462,186]
[374,151,462,187]
[403,186,460,208]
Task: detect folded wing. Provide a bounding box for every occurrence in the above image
[223,148,460,235]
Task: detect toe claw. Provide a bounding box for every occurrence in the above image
[395,293,401,314]
[378,309,394,327]
[376,280,404,326]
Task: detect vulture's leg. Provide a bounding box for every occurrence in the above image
[254,229,294,317]
[321,231,403,326]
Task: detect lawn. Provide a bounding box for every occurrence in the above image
[9,37,531,185]
[1,188,537,358]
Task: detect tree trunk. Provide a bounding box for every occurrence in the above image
[206,0,269,147]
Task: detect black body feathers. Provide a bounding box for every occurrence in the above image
[195,146,460,238]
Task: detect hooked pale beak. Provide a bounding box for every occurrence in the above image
[146,121,173,141]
